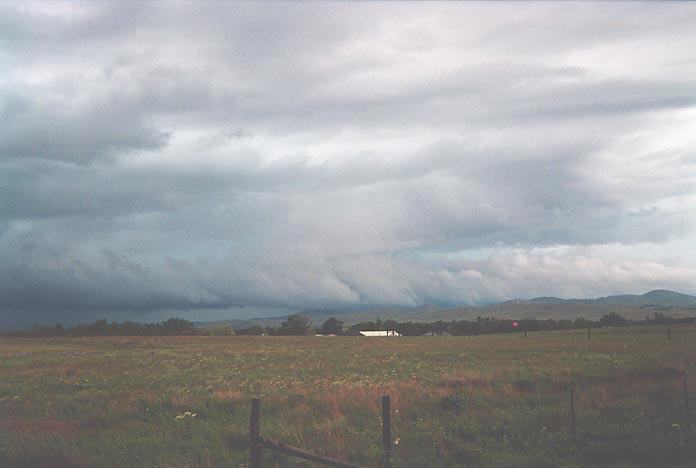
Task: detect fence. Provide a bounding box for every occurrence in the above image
[518,326,679,340]
[249,395,393,468]
[247,372,691,467]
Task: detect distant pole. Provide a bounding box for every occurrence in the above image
[569,384,577,435]
[587,328,591,339]
[249,398,262,468]
[668,328,672,339]
[382,395,392,462]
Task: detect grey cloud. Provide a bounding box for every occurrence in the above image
[0,3,143,48]
[4,239,696,329]
[1,2,696,327]
[0,84,170,164]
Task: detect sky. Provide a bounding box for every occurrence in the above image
[1,2,696,328]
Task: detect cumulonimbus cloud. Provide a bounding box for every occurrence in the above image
[1,2,696,327]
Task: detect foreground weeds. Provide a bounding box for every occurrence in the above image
[1,326,695,467]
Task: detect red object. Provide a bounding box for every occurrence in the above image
[512,321,519,328]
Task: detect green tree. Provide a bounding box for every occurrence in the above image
[599,312,627,327]
[279,315,312,335]
[320,317,343,335]
[647,312,668,323]
[161,318,194,335]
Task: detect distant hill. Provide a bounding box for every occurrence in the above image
[196,290,696,329]
[482,290,696,321]
[526,290,696,308]
[638,289,696,307]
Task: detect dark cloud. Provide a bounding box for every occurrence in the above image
[1,2,696,327]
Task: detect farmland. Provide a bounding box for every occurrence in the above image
[1,326,695,467]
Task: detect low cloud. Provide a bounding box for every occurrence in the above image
[1,2,696,327]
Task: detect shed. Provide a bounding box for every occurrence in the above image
[358,330,401,337]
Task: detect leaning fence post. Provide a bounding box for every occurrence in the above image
[250,398,262,468]
[382,395,392,463]
[569,383,577,435]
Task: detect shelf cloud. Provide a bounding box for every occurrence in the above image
[2,2,696,327]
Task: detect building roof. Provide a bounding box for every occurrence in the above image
[358,330,401,337]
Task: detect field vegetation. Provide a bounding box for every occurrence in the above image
[1,326,695,467]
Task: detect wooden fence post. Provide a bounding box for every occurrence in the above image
[382,395,392,462]
[587,328,591,339]
[684,376,689,412]
[524,328,527,338]
[250,398,262,468]
[569,384,577,435]
[668,328,672,339]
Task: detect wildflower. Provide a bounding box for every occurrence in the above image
[175,411,197,421]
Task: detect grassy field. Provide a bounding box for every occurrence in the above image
[1,326,695,467]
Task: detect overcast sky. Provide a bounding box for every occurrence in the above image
[2,2,696,327]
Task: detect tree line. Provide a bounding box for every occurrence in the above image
[236,311,695,336]
[2,312,693,338]
[1,318,200,337]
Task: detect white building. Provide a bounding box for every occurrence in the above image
[359,330,401,337]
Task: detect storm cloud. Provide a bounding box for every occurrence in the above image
[2,2,696,327]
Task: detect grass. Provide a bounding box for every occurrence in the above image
[1,325,695,467]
